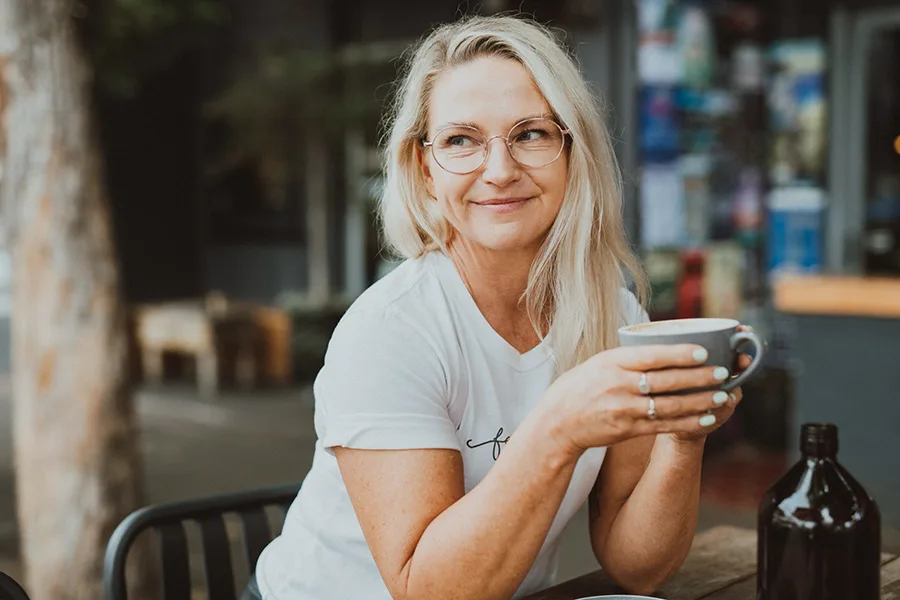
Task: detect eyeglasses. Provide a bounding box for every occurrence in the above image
[422,117,570,175]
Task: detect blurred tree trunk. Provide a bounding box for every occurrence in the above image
[0,1,145,599]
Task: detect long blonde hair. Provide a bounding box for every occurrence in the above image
[378,15,648,374]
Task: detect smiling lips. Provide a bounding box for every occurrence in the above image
[472,197,531,207]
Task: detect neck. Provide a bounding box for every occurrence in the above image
[446,240,548,353]
[447,242,534,313]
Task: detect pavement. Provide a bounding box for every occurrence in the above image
[0,377,895,588]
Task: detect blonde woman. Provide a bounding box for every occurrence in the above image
[249,15,748,600]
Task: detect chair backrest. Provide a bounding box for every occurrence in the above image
[103,483,300,600]
[0,572,30,600]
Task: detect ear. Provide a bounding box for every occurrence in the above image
[416,144,437,199]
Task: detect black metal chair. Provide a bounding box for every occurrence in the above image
[0,572,30,600]
[103,482,300,600]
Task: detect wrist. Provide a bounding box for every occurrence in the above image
[663,433,707,456]
[523,403,584,469]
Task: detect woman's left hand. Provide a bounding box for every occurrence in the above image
[670,325,754,443]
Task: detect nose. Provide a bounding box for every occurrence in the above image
[480,135,521,186]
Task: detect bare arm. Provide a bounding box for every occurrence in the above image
[588,434,704,595]
[588,384,744,595]
[335,413,577,600]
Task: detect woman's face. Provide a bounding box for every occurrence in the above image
[420,56,568,256]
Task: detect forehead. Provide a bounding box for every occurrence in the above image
[427,56,553,132]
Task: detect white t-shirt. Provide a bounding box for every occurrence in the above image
[255,251,647,600]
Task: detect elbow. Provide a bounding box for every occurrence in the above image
[593,542,683,596]
[607,571,667,597]
[619,579,662,597]
[595,553,673,598]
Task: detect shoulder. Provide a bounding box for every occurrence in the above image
[344,255,434,315]
[325,252,453,370]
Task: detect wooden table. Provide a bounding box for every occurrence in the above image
[525,526,900,599]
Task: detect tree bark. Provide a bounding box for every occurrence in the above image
[0,1,145,599]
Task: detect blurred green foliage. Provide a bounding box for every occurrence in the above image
[203,46,389,171]
[80,0,226,97]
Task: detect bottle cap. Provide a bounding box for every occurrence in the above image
[801,422,838,457]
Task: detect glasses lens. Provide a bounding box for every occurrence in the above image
[508,119,565,168]
[432,126,486,174]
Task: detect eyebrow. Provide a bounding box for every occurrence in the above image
[433,113,552,133]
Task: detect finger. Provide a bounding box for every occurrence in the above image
[728,387,743,406]
[633,389,734,420]
[633,410,723,436]
[738,354,753,370]
[606,344,710,372]
[638,403,735,436]
[632,365,732,395]
[738,324,754,332]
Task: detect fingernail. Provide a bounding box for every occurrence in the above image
[693,348,709,362]
[713,367,730,381]
[699,414,717,427]
[728,392,738,406]
[713,391,729,405]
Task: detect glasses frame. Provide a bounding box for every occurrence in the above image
[422,117,570,175]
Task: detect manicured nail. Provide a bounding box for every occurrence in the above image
[693,348,709,362]
[699,414,717,427]
[713,391,729,405]
[713,367,730,381]
[728,392,738,406]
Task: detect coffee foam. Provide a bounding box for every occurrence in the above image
[622,318,738,336]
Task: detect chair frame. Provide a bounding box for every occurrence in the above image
[0,572,29,600]
[103,482,300,600]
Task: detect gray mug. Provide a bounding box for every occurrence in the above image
[617,318,766,392]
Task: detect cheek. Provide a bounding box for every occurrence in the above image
[432,172,474,209]
[540,164,568,206]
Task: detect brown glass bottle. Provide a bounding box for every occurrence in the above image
[757,423,881,600]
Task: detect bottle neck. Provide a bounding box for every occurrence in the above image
[801,423,838,459]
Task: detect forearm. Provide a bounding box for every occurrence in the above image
[403,415,579,600]
[594,435,705,594]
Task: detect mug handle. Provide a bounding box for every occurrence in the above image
[721,331,765,392]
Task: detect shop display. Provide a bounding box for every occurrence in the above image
[676,249,705,319]
[732,42,765,92]
[640,85,681,160]
[681,154,713,244]
[644,248,682,320]
[767,40,827,187]
[733,167,764,245]
[703,241,744,319]
[677,3,716,88]
[637,0,681,84]
[636,1,776,323]
[640,163,686,248]
[767,186,825,276]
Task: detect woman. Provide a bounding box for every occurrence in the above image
[250,14,748,600]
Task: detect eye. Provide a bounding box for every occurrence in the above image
[515,128,549,143]
[445,134,476,147]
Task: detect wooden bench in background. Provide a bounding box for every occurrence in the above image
[132,294,292,396]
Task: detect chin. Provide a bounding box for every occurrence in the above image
[471,228,545,254]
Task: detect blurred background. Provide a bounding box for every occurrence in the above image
[1,0,899,588]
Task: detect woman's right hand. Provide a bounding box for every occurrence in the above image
[538,343,734,458]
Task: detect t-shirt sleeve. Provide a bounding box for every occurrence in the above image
[314,309,460,455]
[620,288,650,327]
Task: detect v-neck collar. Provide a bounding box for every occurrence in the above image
[428,251,554,372]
